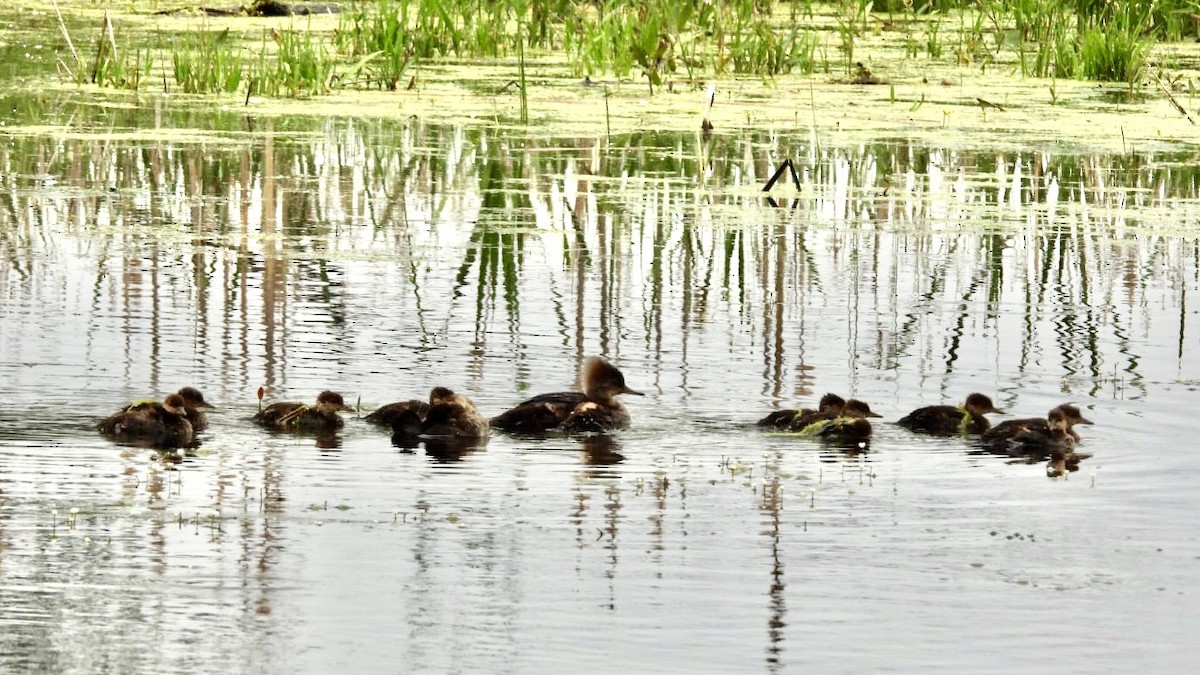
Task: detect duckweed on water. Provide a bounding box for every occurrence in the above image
[32,0,1200,102]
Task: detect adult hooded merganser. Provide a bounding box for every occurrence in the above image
[124,387,215,431]
[253,390,355,432]
[490,357,644,433]
[979,403,1093,454]
[757,393,846,431]
[98,393,195,448]
[897,393,1001,435]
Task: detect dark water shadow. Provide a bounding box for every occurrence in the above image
[422,436,488,463]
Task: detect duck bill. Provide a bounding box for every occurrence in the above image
[1077,416,1094,425]
[622,386,645,396]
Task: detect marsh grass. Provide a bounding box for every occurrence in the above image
[85,13,151,89]
[264,26,337,97]
[336,0,412,89]
[172,28,244,94]
[1077,5,1152,84]
[56,0,1189,100]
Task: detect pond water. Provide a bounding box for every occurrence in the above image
[1,93,1198,673]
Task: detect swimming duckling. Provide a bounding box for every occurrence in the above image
[757,393,846,431]
[979,404,1093,453]
[98,393,195,448]
[373,387,457,445]
[176,387,215,431]
[999,411,1093,477]
[421,389,489,439]
[793,399,882,438]
[814,416,875,444]
[897,393,1001,435]
[490,357,644,433]
[253,390,354,432]
[364,391,437,429]
[124,387,215,431]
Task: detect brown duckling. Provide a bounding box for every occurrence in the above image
[420,389,489,439]
[490,357,643,433]
[979,404,1093,454]
[998,411,1093,477]
[98,393,195,448]
[757,393,846,430]
[794,399,882,438]
[253,390,354,432]
[124,387,215,431]
[376,387,458,444]
[364,390,438,429]
[814,416,875,444]
[897,393,1001,435]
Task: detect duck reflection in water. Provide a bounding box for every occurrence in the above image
[581,435,625,466]
[99,393,197,450]
[491,357,644,433]
[253,390,355,433]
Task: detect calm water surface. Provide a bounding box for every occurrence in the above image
[1,96,1198,673]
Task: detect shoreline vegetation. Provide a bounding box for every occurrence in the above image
[8,1,1200,148]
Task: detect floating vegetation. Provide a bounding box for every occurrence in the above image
[41,0,1200,102]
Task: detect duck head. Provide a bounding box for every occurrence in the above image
[315,390,355,415]
[964,393,1001,415]
[581,357,643,400]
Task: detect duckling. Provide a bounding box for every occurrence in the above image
[420,389,489,439]
[490,357,644,433]
[364,390,438,428]
[98,393,195,448]
[124,387,215,431]
[998,411,1093,477]
[794,399,882,438]
[814,416,875,444]
[979,404,1093,453]
[897,393,1001,435]
[253,390,354,432]
[376,387,458,445]
[757,393,846,430]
